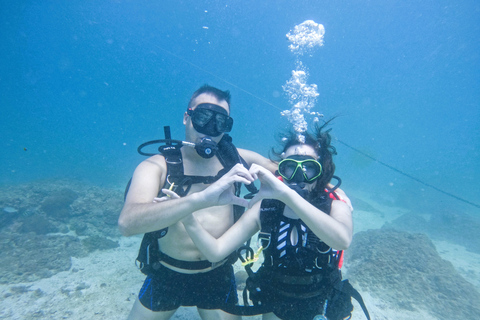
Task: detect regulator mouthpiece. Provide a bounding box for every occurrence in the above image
[194,137,218,159]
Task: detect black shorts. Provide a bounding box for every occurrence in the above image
[250,267,353,320]
[268,285,353,320]
[138,263,238,311]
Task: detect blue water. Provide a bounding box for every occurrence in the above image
[1,0,479,214]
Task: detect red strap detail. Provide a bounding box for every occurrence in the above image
[325,189,347,203]
[328,192,336,200]
[338,250,344,269]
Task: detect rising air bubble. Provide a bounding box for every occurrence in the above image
[282,20,325,140]
[286,20,325,57]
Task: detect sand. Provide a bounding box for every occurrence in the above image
[1,200,479,320]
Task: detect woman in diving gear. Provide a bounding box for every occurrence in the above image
[181,122,368,320]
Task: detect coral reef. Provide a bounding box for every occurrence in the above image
[0,233,85,284]
[345,229,480,319]
[81,235,119,253]
[383,211,480,254]
[17,215,60,234]
[40,188,78,220]
[0,180,124,283]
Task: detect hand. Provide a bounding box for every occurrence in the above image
[247,164,290,208]
[200,163,254,208]
[153,189,181,203]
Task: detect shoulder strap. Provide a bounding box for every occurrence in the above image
[139,146,185,254]
[259,199,284,233]
[217,134,259,197]
[258,199,285,250]
[134,147,184,273]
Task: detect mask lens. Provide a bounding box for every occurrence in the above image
[215,113,233,132]
[278,160,299,180]
[302,161,322,180]
[192,109,214,127]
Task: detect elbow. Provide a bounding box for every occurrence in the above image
[337,242,350,251]
[330,231,352,251]
[199,245,229,263]
[118,204,142,237]
[336,234,352,251]
[206,254,227,264]
[118,215,135,237]
[206,244,233,263]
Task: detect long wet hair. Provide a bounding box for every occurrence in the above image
[272,119,337,193]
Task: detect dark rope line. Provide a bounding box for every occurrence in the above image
[336,139,480,209]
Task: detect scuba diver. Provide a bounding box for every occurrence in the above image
[182,122,370,320]
[119,84,277,320]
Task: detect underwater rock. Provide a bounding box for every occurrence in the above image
[81,235,119,253]
[10,285,30,294]
[0,233,85,284]
[428,211,480,254]
[382,213,429,234]
[0,180,123,238]
[40,188,78,220]
[0,207,18,229]
[383,212,480,254]
[17,215,59,234]
[69,189,123,237]
[3,207,18,213]
[346,229,480,319]
[103,209,120,226]
[70,220,88,236]
[0,180,125,285]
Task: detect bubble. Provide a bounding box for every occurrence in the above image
[286,20,325,56]
[282,66,320,133]
[282,20,325,139]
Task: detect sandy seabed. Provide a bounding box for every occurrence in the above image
[1,205,479,320]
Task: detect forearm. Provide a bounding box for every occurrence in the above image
[118,192,206,236]
[182,215,232,262]
[281,190,353,250]
[238,148,277,173]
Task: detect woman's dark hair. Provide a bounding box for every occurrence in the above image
[272,119,337,192]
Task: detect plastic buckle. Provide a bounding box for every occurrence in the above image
[257,232,271,250]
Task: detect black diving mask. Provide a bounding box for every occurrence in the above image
[187,103,234,137]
